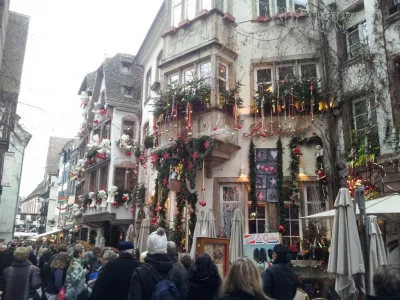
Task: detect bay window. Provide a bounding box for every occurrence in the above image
[168,73,179,85]
[184,68,195,84]
[199,62,211,85]
[187,0,196,19]
[218,63,229,106]
[99,167,109,191]
[172,0,182,27]
[201,0,211,10]
[115,168,136,190]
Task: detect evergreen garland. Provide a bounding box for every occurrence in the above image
[277,138,284,225]
[174,174,188,250]
[289,135,326,207]
[249,140,257,212]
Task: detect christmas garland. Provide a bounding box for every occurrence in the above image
[289,135,327,207]
[249,140,257,213]
[149,136,214,244]
[276,138,284,225]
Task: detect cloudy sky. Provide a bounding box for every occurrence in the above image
[10,0,163,196]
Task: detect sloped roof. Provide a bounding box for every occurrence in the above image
[103,53,142,113]
[24,180,48,201]
[78,71,97,94]
[45,137,74,176]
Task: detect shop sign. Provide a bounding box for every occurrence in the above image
[244,233,280,245]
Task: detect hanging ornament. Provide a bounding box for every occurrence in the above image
[250,212,258,220]
[199,200,207,207]
[278,225,285,233]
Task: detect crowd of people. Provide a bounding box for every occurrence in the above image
[0,227,399,300]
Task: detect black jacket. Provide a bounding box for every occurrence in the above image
[46,267,67,294]
[220,291,266,300]
[261,262,297,300]
[28,252,37,266]
[128,253,186,300]
[0,249,14,275]
[92,252,141,300]
[187,268,221,300]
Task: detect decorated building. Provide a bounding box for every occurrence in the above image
[72,53,143,246]
[134,0,333,257]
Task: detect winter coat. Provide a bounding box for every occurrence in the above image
[187,268,221,300]
[28,252,37,266]
[220,291,267,300]
[65,258,86,300]
[128,253,186,300]
[1,260,41,300]
[0,250,14,275]
[261,262,297,300]
[91,252,141,300]
[46,267,67,295]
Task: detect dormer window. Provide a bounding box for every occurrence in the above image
[121,61,132,73]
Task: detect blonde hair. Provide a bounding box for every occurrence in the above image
[13,247,30,261]
[102,250,118,261]
[222,257,269,299]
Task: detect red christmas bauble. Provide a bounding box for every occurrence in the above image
[213,127,217,131]
[113,201,118,206]
[126,151,132,157]
[122,196,128,201]
[199,200,206,207]
[101,109,106,115]
[151,217,158,225]
[278,225,285,233]
[237,125,242,129]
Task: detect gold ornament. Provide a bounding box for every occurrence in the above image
[250,212,258,220]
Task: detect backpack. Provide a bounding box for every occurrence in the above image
[142,264,180,300]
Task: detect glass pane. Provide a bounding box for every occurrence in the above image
[199,62,211,80]
[169,74,179,85]
[301,64,317,80]
[184,69,194,84]
[354,101,367,116]
[276,0,287,13]
[259,0,270,15]
[294,0,307,11]
[126,169,135,190]
[291,206,299,219]
[219,63,227,80]
[202,0,211,10]
[291,221,299,236]
[257,69,272,83]
[123,121,135,139]
[283,220,290,234]
[355,114,368,130]
[282,237,291,246]
[249,220,257,234]
[173,4,182,27]
[283,204,290,219]
[187,0,196,19]
[349,30,360,47]
[114,168,125,189]
[219,79,227,93]
[257,220,266,233]
[278,66,294,81]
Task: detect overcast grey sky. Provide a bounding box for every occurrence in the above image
[10,0,163,196]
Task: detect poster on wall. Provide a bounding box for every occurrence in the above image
[386,222,400,265]
[243,233,280,272]
[255,148,278,202]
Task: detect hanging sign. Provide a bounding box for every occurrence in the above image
[244,233,280,245]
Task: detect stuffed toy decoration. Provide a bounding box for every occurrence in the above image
[123,193,130,209]
[92,102,105,125]
[119,134,132,150]
[315,145,324,158]
[98,139,111,158]
[88,192,96,208]
[87,134,100,149]
[107,186,118,204]
[80,92,89,108]
[70,159,86,180]
[315,169,327,182]
[98,190,108,208]
[72,204,83,225]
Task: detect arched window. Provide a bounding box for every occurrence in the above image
[121,115,138,141]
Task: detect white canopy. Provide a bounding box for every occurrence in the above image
[13,232,37,238]
[31,228,64,239]
[303,193,400,222]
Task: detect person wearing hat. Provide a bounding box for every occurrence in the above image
[128,227,186,300]
[91,241,140,300]
[261,244,297,300]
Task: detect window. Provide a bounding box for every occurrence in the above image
[282,201,300,247]
[122,86,134,97]
[348,21,368,58]
[199,62,211,85]
[20,214,26,221]
[99,167,109,191]
[256,69,272,92]
[184,68,194,84]
[353,98,377,132]
[220,185,240,237]
[121,61,132,73]
[89,171,97,192]
[146,69,152,99]
[143,122,150,138]
[172,0,182,27]
[304,184,325,221]
[156,51,163,82]
[277,66,294,81]
[201,0,211,10]
[115,168,136,190]
[168,73,179,85]
[187,0,196,19]
[388,0,400,15]
[300,64,317,80]
[277,0,287,13]
[218,63,229,106]
[248,204,267,234]
[122,120,136,140]
[258,0,270,16]
[100,90,106,105]
[294,0,307,11]
[101,122,110,140]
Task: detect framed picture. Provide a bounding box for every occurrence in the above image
[195,237,230,279]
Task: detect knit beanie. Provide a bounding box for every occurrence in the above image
[147,227,168,254]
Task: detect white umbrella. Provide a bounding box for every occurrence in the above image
[327,188,365,300]
[367,215,387,296]
[230,208,244,263]
[190,210,205,259]
[137,219,150,254]
[201,209,216,238]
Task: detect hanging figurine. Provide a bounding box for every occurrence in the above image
[315,145,324,158]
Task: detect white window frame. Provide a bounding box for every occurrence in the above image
[247,202,268,234]
[281,201,300,247]
[146,69,152,99]
[257,0,308,16]
[218,62,229,91]
[254,67,273,92]
[183,67,195,84]
[168,73,180,85]
[186,0,196,19]
[172,0,183,27]
[198,61,211,85]
[347,21,368,58]
[352,98,378,133]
